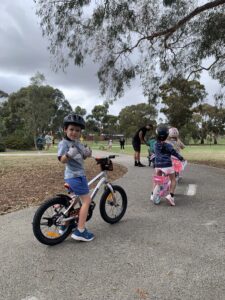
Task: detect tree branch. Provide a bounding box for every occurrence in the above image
[186,55,225,79]
[115,0,225,59]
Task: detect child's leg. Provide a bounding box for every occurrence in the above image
[152,169,162,190]
[150,169,162,201]
[71,193,94,241]
[78,194,91,230]
[168,173,176,194]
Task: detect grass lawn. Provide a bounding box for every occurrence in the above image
[2,140,225,167]
[88,141,225,168]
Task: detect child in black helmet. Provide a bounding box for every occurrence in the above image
[57,113,94,242]
[150,125,185,206]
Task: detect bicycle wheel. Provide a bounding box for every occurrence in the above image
[152,185,161,204]
[32,196,76,246]
[99,185,127,224]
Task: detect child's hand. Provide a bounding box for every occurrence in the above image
[67,146,79,159]
[83,147,92,159]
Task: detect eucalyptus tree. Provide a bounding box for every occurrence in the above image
[2,73,72,148]
[88,102,109,133]
[74,105,87,116]
[0,90,8,98]
[118,103,157,137]
[159,77,207,131]
[35,0,225,101]
[193,102,225,143]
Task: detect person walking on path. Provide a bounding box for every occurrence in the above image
[132,124,153,167]
[119,136,125,150]
[108,139,113,150]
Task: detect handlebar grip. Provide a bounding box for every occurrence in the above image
[109,155,116,159]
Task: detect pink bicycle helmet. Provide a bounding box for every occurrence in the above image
[169,127,179,138]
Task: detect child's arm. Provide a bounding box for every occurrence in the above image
[166,143,184,161]
[58,141,78,163]
[81,145,92,159]
[138,130,146,144]
[178,139,185,149]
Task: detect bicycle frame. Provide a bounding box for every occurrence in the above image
[153,174,170,197]
[89,170,115,201]
[58,169,115,223]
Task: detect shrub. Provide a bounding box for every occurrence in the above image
[99,144,106,150]
[5,134,34,150]
[0,141,6,152]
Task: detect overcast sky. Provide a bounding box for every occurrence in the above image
[0,0,221,116]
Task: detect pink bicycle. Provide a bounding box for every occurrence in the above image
[152,159,186,205]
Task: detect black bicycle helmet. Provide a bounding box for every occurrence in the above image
[156,126,169,141]
[63,113,85,129]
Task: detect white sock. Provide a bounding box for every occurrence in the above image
[78,228,85,233]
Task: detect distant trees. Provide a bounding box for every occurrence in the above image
[74,105,87,116]
[0,90,8,98]
[193,102,225,144]
[0,73,72,149]
[119,103,157,137]
[159,77,225,144]
[159,77,207,141]
[1,72,224,149]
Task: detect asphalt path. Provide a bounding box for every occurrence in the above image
[0,151,225,300]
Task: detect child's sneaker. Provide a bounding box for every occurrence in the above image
[166,194,175,206]
[150,193,154,201]
[58,223,76,235]
[71,228,95,242]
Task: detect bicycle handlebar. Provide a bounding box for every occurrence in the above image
[92,155,118,160]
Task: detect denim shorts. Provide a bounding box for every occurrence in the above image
[65,176,89,196]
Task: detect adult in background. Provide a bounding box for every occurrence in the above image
[45,132,53,150]
[132,124,154,167]
[119,136,125,150]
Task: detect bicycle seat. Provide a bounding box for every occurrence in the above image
[64,183,73,193]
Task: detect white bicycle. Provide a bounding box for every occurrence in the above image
[32,155,127,245]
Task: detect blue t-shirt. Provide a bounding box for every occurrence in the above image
[154,141,184,168]
[58,138,87,179]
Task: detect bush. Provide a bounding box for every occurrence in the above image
[0,141,6,152]
[99,144,106,150]
[5,134,34,150]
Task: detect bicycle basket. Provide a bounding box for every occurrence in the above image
[96,158,113,171]
[103,159,113,171]
[172,159,183,172]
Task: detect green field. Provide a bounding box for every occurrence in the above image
[89,141,225,168]
[89,142,225,160]
[1,140,225,167]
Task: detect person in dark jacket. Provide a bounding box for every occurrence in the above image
[132,124,153,167]
[151,126,185,206]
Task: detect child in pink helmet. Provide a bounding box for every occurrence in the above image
[167,127,185,153]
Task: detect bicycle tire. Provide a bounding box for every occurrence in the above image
[32,196,75,246]
[152,185,161,204]
[99,185,127,224]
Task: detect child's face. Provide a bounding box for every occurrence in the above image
[64,124,81,140]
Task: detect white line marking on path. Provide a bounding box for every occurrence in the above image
[185,184,197,196]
